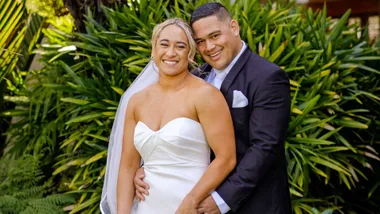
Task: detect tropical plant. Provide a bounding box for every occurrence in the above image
[2,0,380,213]
[0,0,46,156]
[0,155,74,214]
[0,0,26,84]
[13,2,171,212]
[26,0,129,32]
[0,0,74,161]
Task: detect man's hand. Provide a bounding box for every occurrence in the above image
[133,167,150,201]
[197,196,221,214]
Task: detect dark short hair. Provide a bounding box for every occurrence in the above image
[190,2,231,27]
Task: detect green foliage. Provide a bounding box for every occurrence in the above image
[0,0,26,84]
[0,0,45,84]
[0,155,75,214]
[25,0,66,18]
[2,0,380,213]
[0,0,46,155]
[25,0,75,33]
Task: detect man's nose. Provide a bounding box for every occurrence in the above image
[205,40,216,52]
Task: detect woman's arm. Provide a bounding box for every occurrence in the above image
[117,96,141,213]
[176,85,236,212]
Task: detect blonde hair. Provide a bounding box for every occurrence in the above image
[152,18,197,69]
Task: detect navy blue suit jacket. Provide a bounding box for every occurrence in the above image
[194,46,291,213]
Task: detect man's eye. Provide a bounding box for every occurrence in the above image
[196,41,204,45]
[212,34,219,39]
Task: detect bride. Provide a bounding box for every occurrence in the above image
[100,18,236,214]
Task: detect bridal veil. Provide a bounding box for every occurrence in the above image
[100,60,158,214]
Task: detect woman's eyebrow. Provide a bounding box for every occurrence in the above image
[176,41,187,46]
[159,39,187,46]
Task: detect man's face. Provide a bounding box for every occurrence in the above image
[192,15,240,70]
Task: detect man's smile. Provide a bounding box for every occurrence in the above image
[209,50,222,61]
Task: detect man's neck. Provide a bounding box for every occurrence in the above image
[233,41,243,59]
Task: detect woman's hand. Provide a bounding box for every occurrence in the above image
[175,196,198,214]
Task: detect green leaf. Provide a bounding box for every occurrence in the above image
[83,150,107,166]
[368,182,380,198]
[293,116,336,135]
[339,172,351,190]
[339,63,380,75]
[61,98,90,105]
[59,61,85,87]
[65,112,104,124]
[86,134,108,142]
[309,156,350,175]
[334,119,368,129]
[289,95,320,131]
[0,109,28,116]
[268,42,285,62]
[288,137,335,145]
[111,86,125,95]
[53,158,86,175]
[289,188,303,197]
[69,195,100,213]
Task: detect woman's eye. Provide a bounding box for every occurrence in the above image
[177,46,186,49]
[160,43,169,47]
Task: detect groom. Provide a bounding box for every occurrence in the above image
[135,3,291,213]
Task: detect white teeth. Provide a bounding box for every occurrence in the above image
[163,60,177,65]
[210,51,221,57]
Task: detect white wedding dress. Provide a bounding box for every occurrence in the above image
[100,61,210,214]
[131,117,210,214]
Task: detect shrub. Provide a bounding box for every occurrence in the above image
[3,0,380,213]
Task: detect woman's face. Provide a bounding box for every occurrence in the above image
[152,25,190,76]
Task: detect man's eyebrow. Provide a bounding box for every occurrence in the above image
[194,30,222,41]
[209,30,221,36]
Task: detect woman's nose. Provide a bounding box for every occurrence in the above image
[166,46,177,57]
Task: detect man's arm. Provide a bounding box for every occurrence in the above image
[216,69,291,212]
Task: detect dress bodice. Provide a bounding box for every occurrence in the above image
[134,117,210,167]
[131,117,210,213]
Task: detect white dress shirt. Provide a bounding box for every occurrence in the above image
[206,41,247,213]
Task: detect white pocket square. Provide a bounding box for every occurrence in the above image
[232,90,248,108]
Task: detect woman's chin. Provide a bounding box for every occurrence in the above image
[159,68,188,77]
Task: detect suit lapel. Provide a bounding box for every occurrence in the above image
[220,47,252,96]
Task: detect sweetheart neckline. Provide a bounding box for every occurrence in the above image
[137,117,202,132]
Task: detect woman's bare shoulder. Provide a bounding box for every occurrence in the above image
[128,84,156,107]
[188,75,230,122]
